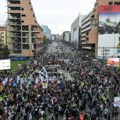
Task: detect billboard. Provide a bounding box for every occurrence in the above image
[0,59,11,70]
[97,5,120,59]
[107,58,120,67]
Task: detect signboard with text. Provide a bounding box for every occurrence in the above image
[0,59,11,70]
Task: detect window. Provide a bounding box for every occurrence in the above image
[1,32,4,34]
[23,44,29,49]
[32,38,34,43]
[22,38,29,43]
[21,8,24,10]
[22,21,24,23]
[22,32,29,37]
[114,2,120,5]
[22,26,29,31]
[109,2,113,5]
[22,14,26,17]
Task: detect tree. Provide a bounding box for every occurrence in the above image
[0,37,10,59]
[0,38,4,59]
[2,45,10,59]
[43,36,51,45]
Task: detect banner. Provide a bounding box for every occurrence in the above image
[97,5,120,59]
[107,58,120,67]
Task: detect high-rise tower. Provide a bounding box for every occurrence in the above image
[7,0,43,56]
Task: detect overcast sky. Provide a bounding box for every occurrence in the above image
[0,0,95,34]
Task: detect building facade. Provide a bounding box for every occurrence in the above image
[41,25,51,40]
[81,0,120,58]
[71,14,85,49]
[56,34,62,41]
[0,26,7,45]
[62,31,71,42]
[51,34,56,41]
[7,0,43,56]
[81,12,93,50]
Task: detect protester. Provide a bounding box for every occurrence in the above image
[0,42,119,120]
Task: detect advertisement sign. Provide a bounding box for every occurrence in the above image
[107,58,120,67]
[97,5,120,59]
[0,59,11,70]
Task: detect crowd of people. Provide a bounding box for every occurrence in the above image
[0,42,120,120]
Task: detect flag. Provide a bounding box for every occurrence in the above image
[40,67,48,78]
[2,77,8,86]
[27,79,32,86]
[42,80,48,89]
[12,82,17,87]
[9,77,13,85]
[39,67,48,89]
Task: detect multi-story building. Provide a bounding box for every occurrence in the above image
[51,34,56,41]
[62,31,71,42]
[71,14,85,49]
[81,0,120,58]
[56,34,62,41]
[81,12,93,50]
[0,26,7,45]
[7,0,43,56]
[41,25,51,40]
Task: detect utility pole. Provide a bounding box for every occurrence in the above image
[103,47,105,61]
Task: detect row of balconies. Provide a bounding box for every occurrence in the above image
[12,43,36,50]
[81,15,91,25]
[8,24,40,33]
[9,21,21,25]
[81,26,91,33]
[81,21,91,29]
[8,33,41,39]
[8,26,21,31]
[8,0,20,5]
[8,13,21,19]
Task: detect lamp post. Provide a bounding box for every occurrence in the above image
[103,47,105,61]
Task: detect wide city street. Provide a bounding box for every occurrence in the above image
[0,41,120,120]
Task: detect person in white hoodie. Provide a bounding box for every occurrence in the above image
[28,113,32,120]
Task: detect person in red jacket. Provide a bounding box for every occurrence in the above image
[80,112,84,120]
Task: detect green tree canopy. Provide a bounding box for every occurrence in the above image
[0,38,10,59]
